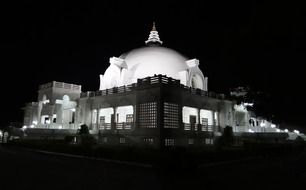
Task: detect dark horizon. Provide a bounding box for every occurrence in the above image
[1,1,306,130]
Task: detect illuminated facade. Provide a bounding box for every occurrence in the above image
[22,23,305,147]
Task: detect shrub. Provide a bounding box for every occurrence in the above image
[80,134,96,147]
[78,124,89,135]
[64,135,76,144]
[217,126,234,147]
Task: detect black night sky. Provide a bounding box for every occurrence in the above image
[1,1,306,131]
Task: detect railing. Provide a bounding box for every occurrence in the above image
[183,123,214,132]
[24,128,77,135]
[234,125,248,133]
[98,123,133,130]
[39,81,81,91]
[201,125,213,132]
[183,123,198,131]
[80,75,226,99]
[81,84,136,98]
[33,123,77,130]
[137,75,180,86]
[184,123,191,130]
[39,82,53,89]
[115,122,133,130]
[99,123,111,130]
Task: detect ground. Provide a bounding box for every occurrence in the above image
[0,145,305,189]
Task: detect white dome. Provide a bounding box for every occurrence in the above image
[99,24,207,91]
[100,46,207,90]
[121,46,188,84]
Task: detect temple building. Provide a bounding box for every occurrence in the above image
[21,23,305,148]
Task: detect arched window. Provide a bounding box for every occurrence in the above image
[41,94,49,104]
[63,95,70,102]
[42,94,47,101]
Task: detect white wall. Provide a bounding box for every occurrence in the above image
[116,105,133,123]
[99,108,114,123]
[92,109,97,124]
[200,109,213,125]
[61,98,77,125]
[214,112,219,126]
[218,101,235,129]
[182,106,198,124]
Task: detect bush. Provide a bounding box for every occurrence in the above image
[80,134,96,147]
[217,126,234,147]
[64,135,76,144]
[78,124,89,135]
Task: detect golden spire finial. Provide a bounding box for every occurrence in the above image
[152,22,156,31]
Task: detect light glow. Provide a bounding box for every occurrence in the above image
[22,126,27,129]
[284,129,289,133]
[58,125,62,129]
[294,130,300,134]
[30,125,34,128]
[43,99,50,104]
[260,122,265,127]
[234,104,247,112]
[32,121,38,125]
[248,129,254,133]
[271,124,276,128]
[243,103,254,107]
